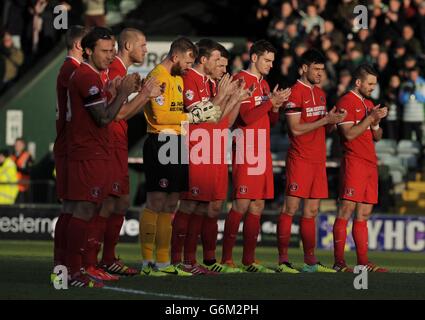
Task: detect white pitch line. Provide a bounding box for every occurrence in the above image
[103,286,212,300]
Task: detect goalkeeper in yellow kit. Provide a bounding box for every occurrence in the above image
[140,37,221,276]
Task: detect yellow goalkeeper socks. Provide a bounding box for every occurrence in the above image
[155,212,173,264]
[140,208,159,262]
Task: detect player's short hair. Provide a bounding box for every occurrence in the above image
[65,25,88,50]
[81,27,114,59]
[352,64,378,81]
[300,49,326,66]
[117,28,145,51]
[249,40,276,59]
[168,37,198,58]
[194,39,222,64]
[217,43,230,59]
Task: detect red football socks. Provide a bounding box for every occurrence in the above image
[202,216,218,262]
[65,217,89,275]
[101,213,124,265]
[300,216,318,265]
[53,212,72,266]
[353,219,369,265]
[242,213,261,266]
[171,210,191,264]
[83,215,107,268]
[277,213,293,264]
[183,213,204,265]
[221,209,243,263]
[333,218,348,264]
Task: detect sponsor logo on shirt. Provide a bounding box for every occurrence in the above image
[306,106,326,117]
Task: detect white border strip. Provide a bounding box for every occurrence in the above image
[103,286,212,300]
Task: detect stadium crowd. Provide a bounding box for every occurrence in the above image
[233,0,425,149]
[0,0,107,93]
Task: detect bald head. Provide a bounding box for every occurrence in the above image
[117,28,147,64]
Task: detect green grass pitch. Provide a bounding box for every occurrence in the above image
[1,240,425,300]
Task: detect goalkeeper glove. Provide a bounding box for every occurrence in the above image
[187,101,222,123]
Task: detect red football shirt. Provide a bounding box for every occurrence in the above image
[183,68,228,154]
[336,90,377,164]
[54,56,80,157]
[108,56,128,150]
[67,62,110,160]
[285,79,327,163]
[233,70,279,156]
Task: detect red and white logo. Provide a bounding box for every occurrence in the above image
[289,183,298,192]
[112,182,120,193]
[239,185,248,194]
[90,187,101,199]
[191,187,200,196]
[159,178,169,188]
[185,90,194,101]
[345,188,355,197]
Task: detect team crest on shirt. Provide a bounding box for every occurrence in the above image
[177,85,182,93]
[185,90,194,101]
[155,95,165,106]
[91,187,101,199]
[345,188,355,197]
[289,183,298,192]
[112,182,121,193]
[191,187,200,196]
[239,185,248,194]
[159,178,169,188]
[320,96,325,103]
[88,85,100,96]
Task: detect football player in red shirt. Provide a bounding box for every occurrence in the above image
[333,64,388,272]
[79,28,162,278]
[64,27,139,287]
[171,40,248,274]
[221,40,290,272]
[52,26,88,274]
[277,49,346,273]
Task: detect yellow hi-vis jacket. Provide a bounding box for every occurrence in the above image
[0,157,19,204]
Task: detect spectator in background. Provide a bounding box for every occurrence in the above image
[0,149,19,205]
[253,0,272,39]
[1,0,27,49]
[300,4,325,34]
[382,74,401,141]
[392,40,408,72]
[336,0,359,34]
[356,29,373,54]
[323,20,344,51]
[83,0,107,28]
[336,69,352,98]
[376,51,392,89]
[365,42,381,65]
[0,31,24,88]
[402,24,422,56]
[399,66,425,149]
[11,138,33,203]
[413,2,425,50]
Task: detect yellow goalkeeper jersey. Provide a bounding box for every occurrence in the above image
[144,64,188,135]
